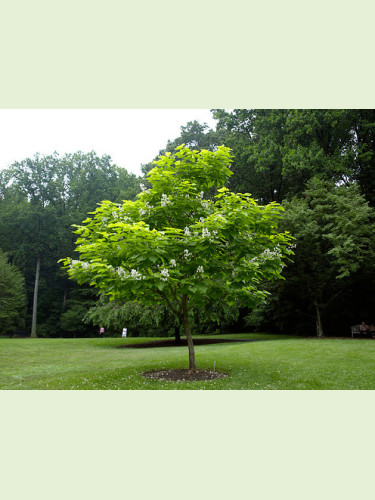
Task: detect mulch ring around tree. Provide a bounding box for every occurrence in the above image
[119,338,263,349]
[123,338,262,381]
[143,369,228,382]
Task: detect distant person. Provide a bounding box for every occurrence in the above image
[99,327,105,338]
[370,324,375,338]
[360,322,369,334]
[122,327,127,338]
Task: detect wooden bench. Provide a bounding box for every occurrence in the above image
[351,325,373,337]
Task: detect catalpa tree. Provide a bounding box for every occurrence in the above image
[62,145,293,371]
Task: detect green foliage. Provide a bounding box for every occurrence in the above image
[141,120,220,176]
[283,178,373,279]
[211,109,365,203]
[64,145,292,309]
[0,151,142,337]
[84,296,177,337]
[63,145,293,367]
[165,120,219,152]
[0,250,26,335]
[85,294,239,337]
[347,109,375,206]
[275,178,375,336]
[60,288,97,337]
[281,109,354,183]
[212,109,290,202]
[192,300,240,334]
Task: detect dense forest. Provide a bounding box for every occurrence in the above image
[1,110,374,338]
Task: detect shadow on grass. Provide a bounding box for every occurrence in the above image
[118,338,270,349]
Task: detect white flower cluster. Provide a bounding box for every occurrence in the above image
[138,202,152,218]
[160,268,170,281]
[201,228,219,238]
[160,194,171,207]
[249,246,283,265]
[113,206,133,223]
[117,267,145,281]
[117,267,127,279]
[130,269,144,280]
[201,228,218,243]
[196,266,204,273]
[70,260,89,270]
[183,249,192,261]
[170,259,176,267]
[262,246,282,260]
[121,215,132,223]
[184,226,191,236]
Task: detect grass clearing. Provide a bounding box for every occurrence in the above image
[1,334,375,389]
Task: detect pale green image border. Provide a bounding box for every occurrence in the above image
[1,1,375,499]
[1,0,374,108]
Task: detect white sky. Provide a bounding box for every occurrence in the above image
[0,109,217,177]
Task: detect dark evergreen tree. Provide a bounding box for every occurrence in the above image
[0,249,27,335]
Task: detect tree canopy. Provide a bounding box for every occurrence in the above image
[63,145,293,370]
[281,178,374,337]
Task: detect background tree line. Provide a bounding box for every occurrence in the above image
[1,110,374,337]
[142,109,375,337]
[0,151,141,337]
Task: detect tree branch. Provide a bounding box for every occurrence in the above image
[155,289,180,318]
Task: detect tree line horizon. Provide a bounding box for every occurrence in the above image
[1,109,374,339]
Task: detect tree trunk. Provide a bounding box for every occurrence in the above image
[314,297,324,338]
[30,256,40,338]
[181,296,196,372]
[174,324,181,345]
[219,318,224,335]
[62,282,69,311]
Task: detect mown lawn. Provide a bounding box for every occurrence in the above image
[1,334,375,390]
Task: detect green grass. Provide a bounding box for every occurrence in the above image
[1,333,375,389]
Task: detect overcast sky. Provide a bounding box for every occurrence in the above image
[0,109,218,177]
